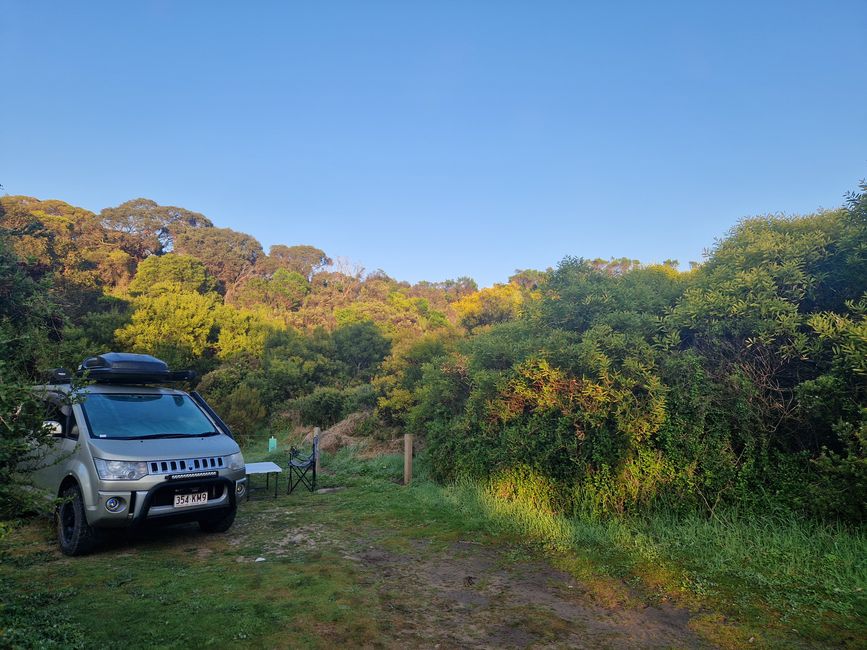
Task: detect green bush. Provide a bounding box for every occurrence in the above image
[344,383,378,412]
[293,387,348,428]
[417,186,867,523]
[215,384,267,439]
[0,237,67,525]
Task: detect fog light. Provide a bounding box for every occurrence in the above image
[235,482,246,496]
[105,496,125,513]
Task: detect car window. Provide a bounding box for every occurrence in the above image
[80,393,218,440]
[42,402,65,434]
[42,397,80,439]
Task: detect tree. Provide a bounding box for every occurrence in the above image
[216,306,278,360]
[259,328,342,406]
[294,387,347,427]
[267,244,331,280]
[0,237,64,522]
[287,270,364,330]
[216,384,267,439]
[98,250,136,288]
[409,277,478,312]
[539,258,683,335]
[174,226,263,294]
[232,268,309,312]
[332,321,391,382]
[99,198,213,258]
[0,195,132,312]
[51,299,131,369]
[509,268,548,291]
[334,288,450,341]
[127,254,216,297]
[115,290,222,371]
[451,283,524,332]
[374,333,453,426]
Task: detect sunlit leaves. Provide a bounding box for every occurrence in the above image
[127,253,216,297]
[451,283,524,332]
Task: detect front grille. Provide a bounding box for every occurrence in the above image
[150,482,225,507]
[148,456,225,475]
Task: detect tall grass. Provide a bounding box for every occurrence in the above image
[407,460,867,630]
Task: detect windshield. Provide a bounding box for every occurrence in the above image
[81,393,219,440]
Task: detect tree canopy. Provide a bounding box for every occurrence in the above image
[99,198,213,258]
[174,226,263,294]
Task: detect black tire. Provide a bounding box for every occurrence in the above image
[198,505,236,533]
[57,484,98,556]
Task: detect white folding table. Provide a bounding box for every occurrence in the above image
[244,461,283,500]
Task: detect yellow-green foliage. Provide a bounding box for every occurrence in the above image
[810,299,867,377]
[374,333,453,426]
[216,306,279,360]
[335,289,450,342]
[127,253,216,296]
[451,282,524,332]
[232,268,309,312]
[116,290,222,365]
[115,291,278,368]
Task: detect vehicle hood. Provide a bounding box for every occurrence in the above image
[87,435,241,461]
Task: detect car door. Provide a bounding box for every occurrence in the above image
[30,395,81,496]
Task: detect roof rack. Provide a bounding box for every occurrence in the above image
[77,352,196,384]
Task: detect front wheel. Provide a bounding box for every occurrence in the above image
[57,484,98,556]
[198,505,236,533]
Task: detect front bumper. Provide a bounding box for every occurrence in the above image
[88,472,246,527]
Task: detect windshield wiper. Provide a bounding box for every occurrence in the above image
[132,432,219,439]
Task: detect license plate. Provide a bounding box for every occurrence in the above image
[174,492,208,508]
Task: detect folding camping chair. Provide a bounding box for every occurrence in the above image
[287,433,318,493]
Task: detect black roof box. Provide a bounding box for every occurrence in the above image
[78,353,195,384]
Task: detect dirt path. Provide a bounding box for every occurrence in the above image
[215,496,714,649]
[340,538,710,649]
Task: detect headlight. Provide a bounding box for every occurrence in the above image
[94,458,149,481]
[226,452,245,471]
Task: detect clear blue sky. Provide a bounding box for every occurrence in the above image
[2,1,865,287]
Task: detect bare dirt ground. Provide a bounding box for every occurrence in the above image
[346,539,710,649]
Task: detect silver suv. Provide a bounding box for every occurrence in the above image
[31,353,247,556]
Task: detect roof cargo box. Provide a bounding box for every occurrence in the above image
[78,352,195,384]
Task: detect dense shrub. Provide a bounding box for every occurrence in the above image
[417,186,867,523]
[344,383,378,413]
[0,237,65,524]
[331,320,391,381]
[293,387,348,428]
[217,384,268,439]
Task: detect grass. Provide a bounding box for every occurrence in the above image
[0,442,864,648]
[447,478,866,645]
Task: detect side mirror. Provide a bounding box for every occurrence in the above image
[43,420,63,436]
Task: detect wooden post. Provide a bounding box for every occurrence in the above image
[403,433,413,485]
[314,426,321,475]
